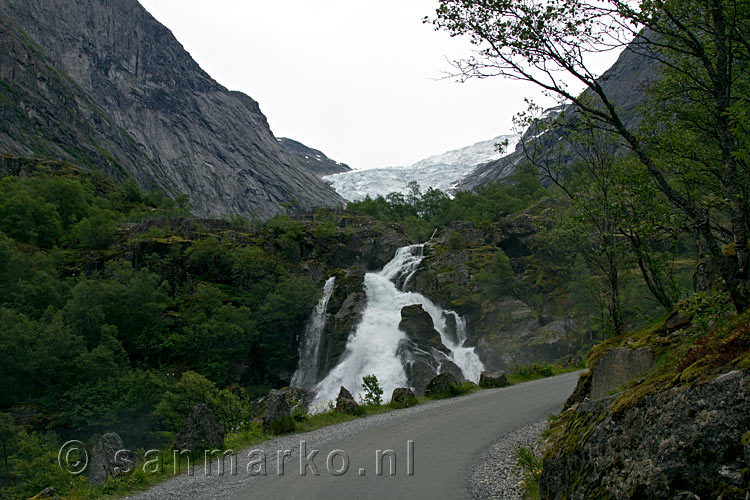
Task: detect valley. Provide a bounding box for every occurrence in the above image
[0,0,748,499]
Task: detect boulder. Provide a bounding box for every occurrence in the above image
[479,371,509,388]
[440,360,466,383]
[397,339,440,395]
[262,390,292,433]
[335,386,360,414]
[391,387,417,408]
[398,304,448,353]
[424,372,459,397]
[88,433,130,485]
[174,404,224,451]
[590,346,654,400]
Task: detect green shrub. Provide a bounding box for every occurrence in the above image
[362,374,383,406]
[269,415,296,435]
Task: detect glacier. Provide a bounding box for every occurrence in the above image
[323,134,517,201]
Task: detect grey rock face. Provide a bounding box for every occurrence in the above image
[0,0,343,219]
[89,432,130,485]
[589,346,654,399]
[424,372,459,397]
[278,138,351,177]
[479,371,509,388]
[399,304,447,353]
[174,404,224,451]
[439,360,466,383]
[540,370,750,500]
[335,386,359,414]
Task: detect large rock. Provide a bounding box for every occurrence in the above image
[88,432,130,485]
[424,372,460,397]
[390,388,417,408]
[397,339,440,395]
[479,371,508,388]
[335,386,360,414]
[589,346,654,400]
[440,360,466,383]
[541,370,750,500]
[174,404,224,451]
[399,304,447,353]
[261,390,292,434]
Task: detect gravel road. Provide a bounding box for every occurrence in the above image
[124,371,580,500]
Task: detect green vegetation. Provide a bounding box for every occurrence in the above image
[0,165,333,499]
[361,375,384,406]
[518,446,543,500]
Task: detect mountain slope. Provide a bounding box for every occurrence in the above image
[0,0,343,219]
[278,138,351,177]
[325,135,515,201]
[457,39,658,190]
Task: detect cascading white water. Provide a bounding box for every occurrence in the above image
[311,244,484,408]
[291,276,336,389]
[442,311,484,382]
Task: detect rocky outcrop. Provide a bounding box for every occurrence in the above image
[278,138,351,177]
[0,0,343,219]
[424,372,460,397]
[409,213,591,372]
[589,346,654,399]
[174,405,224,451]
[335,386,359,413]
[88,433,129,485]
[396,304,454,394]
[541,370,750,500]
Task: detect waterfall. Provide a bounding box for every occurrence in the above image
[311,244,484,408]
[291,276,336,389]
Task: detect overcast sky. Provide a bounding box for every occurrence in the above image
[138,1,621,170]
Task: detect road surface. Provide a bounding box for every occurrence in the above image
[127,371,581,500]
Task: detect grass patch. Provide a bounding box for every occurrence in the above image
[518,446,542,500]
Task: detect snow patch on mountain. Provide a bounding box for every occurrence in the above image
[323,135,517,201]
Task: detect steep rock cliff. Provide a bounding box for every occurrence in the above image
[0,0,343,218]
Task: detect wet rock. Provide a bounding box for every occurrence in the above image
[397,339,440,395]
[174,404,224,451]
[261,390,291,434]
[399,304,448,353]
[440,360,466,383]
